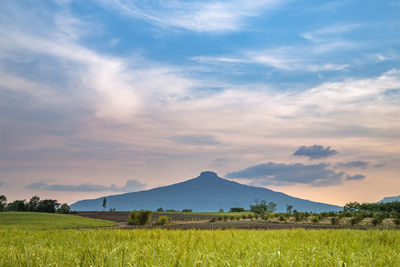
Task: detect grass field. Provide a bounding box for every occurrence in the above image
[1,229,399,266]
[0,212,116,230]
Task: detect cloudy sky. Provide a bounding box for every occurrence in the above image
[0,0,399,206]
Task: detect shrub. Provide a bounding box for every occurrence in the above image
[156,215,171,225]
[229,207,245,212]
[223,216,228,221]
[182,209,192,212]
[128,210,153,225]
[312,216,320,223]
[209,217,216,222]
[393,217,400,226]
[241,214,247,220]
[330,217,339,225]
[217,216,223,221]
[350,215,363,226]
[372,213,386,226]
[57,203,70,214]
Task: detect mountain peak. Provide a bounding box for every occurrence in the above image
[198,171,219,179]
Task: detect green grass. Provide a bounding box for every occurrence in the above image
[0,212,115,230]
[0,229,399,266]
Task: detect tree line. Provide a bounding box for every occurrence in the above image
[0,195,71,213]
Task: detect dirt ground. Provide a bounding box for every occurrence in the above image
[75,212,368,230]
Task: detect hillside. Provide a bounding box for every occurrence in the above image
[71,171,341,212]
[378,195,400,203]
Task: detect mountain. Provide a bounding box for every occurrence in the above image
[378,195,400,203]
[70,171,342,212]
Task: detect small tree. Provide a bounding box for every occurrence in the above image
[286,204,293,214]
[57,203,71,214]
[250,200,277,216]
[102,198,107,212]
[156,207,164,212]
[0,195,6,212]
[27,196,40,212]
[182,209,192,212]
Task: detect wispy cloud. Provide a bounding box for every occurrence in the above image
[300,24,363,42]
[335,161,369,169]
[26,179,146,192]
[97,0,283,32]
[191,42,353,72]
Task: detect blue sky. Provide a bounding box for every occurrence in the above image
[0,0,399,205]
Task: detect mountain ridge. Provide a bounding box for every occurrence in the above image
[70,171,342,212]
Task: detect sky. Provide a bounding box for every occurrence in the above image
[0,0,399,206]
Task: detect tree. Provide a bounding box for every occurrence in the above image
[36,199,59,213]
[7,200,27,211]
[156,207,164,212]
[27,196,40,211]
[286,204,293,214]
[102,198,107,211]
[0,195,6,211]
[250,200,277,215]
[57,203,71,214]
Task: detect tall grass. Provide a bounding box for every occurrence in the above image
[0,229,399,266]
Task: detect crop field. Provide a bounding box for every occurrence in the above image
[0,212,115,230]
[1,228,399,266]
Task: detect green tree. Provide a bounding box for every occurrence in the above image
[0,195,6,211]
[102,198,107,211]
[57,203,71,214]
[250,200,277,215]
[286,204,293,214]
[27,196,40,211]
[6,200,27,211]
[36,199,60,213]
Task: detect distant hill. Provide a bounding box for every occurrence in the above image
[70,171,342,212]
[378,195,400,203]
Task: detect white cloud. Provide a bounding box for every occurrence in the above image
[98,0,282,32]
[300,24,363,42]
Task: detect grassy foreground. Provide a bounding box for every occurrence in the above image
[1,229,399,266]
[0,212,115,230]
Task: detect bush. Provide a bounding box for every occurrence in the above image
[209,217,216,222]
[330,217,339,225]
[350,215,363,226]
[229,207,245,212]
[372,213,386,226]
[128,210,153,225]
[57,203,70,214]
[393,217,400,226]
[155,215,171,225]
[182,209,192,212]
[312,216,320,223]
